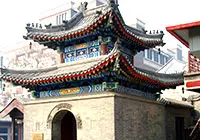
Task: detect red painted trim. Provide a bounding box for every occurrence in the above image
[113,13,161,46]
[188,51,191,72]
[121,56,167,87]
[0,99,24,118]
[167,29,189,48]
[166,21,200,48]
[166,21,200,31]
[186,80,200,88]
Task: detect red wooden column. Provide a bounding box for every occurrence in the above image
[16,119,23,140]
[101,42,108,55]
[57,47,65,63]
[18,123,20,140]
[98,36,108,55]
[60,52,65,63]
[11,117,16,140]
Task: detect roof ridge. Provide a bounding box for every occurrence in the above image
[157,98,193,108]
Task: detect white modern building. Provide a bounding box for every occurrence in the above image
[39,0,107,26]
[39,2,77,26]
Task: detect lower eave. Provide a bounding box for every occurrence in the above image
[1,52,183,91]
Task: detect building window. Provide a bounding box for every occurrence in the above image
[56,16,58,25]
[0,128,8,133]
[177,48,182,61]
[153,51,159,63]
[147,49,153,60]
[62,14,64,23]
[59,15,61,24]
[144,50,147,58]
[160,55,164,65]
[164,56,167,64]
[0,127,9,140]
[65,13,67,20]
[96,0,103,6]
[0,136,8,140]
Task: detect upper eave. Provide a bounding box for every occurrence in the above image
[166,21,200,48]
[23,3,164,48]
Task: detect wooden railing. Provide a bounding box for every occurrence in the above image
[188,52,200,72]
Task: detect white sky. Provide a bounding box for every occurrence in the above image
[0,0,200,51]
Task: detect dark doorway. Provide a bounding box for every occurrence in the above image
[176,117,184,140]
[61,112,76,140]
[52,110,77,140]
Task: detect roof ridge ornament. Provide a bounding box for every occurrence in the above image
[96,10,102,18]
[45,23,52,29]
[78,1,88,11]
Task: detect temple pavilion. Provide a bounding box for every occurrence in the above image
[0,1,185,140]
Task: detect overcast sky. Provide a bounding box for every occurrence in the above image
[0,0,199,50]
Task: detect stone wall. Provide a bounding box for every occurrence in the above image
[114,94,166,140]
[24,93,115,140]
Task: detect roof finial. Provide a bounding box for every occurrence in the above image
[26,23,30,27]
[39,24,42,29]
[45,23,52,29]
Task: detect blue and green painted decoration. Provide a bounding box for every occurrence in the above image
[64,37,113,63]
[33,82,156,100]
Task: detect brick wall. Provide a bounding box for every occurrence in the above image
[114,94,166,140]
[24,93,115,140]
[24,92,168,140]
